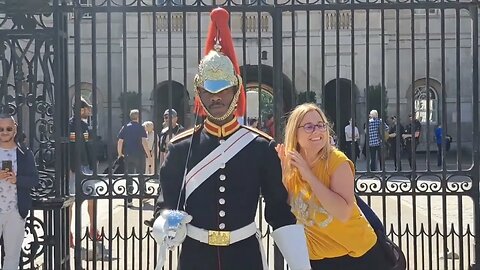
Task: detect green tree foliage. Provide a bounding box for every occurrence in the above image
[365,84,388,118]
[297,91,317,104]
[259,90,274,122]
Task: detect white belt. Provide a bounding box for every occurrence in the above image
[187,222,257,247]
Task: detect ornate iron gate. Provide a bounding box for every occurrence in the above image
[0,0,479,269]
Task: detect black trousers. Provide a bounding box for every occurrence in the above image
[345,141,358,163]
[405,139,419,169]
[310,240,390,270]
[389,142,401,171]
[437,144,442,166]
[369,146,382,171]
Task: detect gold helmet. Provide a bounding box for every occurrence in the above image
[193,8,245,122]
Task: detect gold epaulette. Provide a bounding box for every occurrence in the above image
[170,125,201,144]
[242,126,273,141]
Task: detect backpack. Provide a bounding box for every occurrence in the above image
[356,194,407,270]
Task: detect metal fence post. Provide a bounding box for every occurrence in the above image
[272,7,285,270]
[272,7,284,143]
[470,2,479,269]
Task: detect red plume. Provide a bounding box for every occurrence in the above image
[194,96,205,116]
[194,7,246,118]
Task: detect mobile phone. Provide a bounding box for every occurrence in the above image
[2,160,12,172]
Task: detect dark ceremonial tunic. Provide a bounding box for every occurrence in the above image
[68,117,95,172]
[155,118,296,270]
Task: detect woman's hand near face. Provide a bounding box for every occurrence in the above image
[288,150,315,182]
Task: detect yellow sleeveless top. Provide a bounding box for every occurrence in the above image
[287,149,377,260]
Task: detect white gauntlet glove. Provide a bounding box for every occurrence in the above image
[272,224,312,270]
[152,210,192,270]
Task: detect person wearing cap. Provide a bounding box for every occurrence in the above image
[68,97,100,247]
[151,8,311,270]
[159,108,185,163]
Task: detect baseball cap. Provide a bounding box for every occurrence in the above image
[163,109,177,117]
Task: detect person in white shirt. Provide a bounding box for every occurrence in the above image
[344,118,360,162]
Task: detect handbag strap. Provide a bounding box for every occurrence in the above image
[355,194,385,235]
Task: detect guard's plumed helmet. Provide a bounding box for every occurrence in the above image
[193,8,246,121]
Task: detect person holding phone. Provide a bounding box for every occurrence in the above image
[0,114,39,270]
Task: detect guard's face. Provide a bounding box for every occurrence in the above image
[81,107,92,119]
[198,86,236,119]
[0,118,16,143]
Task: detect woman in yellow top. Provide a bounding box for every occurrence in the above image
[276,103,389,269]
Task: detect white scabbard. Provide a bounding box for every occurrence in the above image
[152,215,168,270]
[155,242,167,270]
[272,224,312,270]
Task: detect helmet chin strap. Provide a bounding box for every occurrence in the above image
[196,86,241,123]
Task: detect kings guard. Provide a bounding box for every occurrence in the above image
[151,7,311,270]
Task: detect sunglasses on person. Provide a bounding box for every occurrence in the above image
[0,127,14,132]
[298,122,328,133]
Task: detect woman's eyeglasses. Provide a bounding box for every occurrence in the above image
[0,127,14,132]
[298,123,328,133]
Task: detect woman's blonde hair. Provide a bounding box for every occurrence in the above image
[142,121,154,130]
[283,103,335,196]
